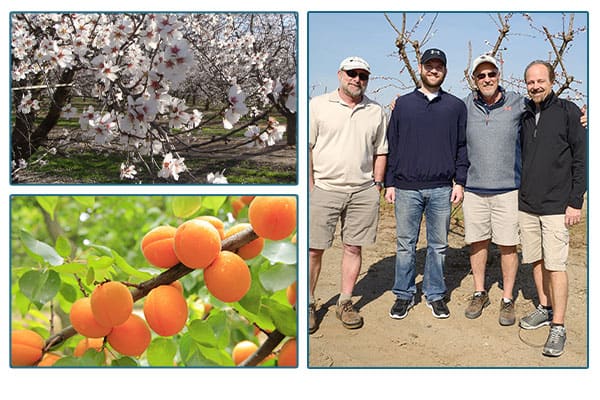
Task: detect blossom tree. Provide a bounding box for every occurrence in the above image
[11,12,297,182]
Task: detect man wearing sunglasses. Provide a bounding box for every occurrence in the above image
[384,48,468,320]
[462,54,525,326]
[309,56,388,333]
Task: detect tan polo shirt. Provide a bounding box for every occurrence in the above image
[309,90,388,193]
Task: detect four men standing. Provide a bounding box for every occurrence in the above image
[309,52,587,359]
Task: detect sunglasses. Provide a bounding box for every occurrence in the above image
[476,71,498,80]
[345,70,369,81]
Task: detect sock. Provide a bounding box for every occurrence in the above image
[338,293,352,305]
[551,322,564,327]
[502,297,512,303]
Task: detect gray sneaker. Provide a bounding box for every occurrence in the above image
[499,299,516,326]
[543,325,566,357]
[519,304,553,330]
[465,291,490,319]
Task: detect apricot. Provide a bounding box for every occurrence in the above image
[143,285,188,336]
[37,352,61,367]
[232,340,258,365]
[90,281,134,328]
[286,281,297,306]
[174,219,222,269]
[141,225,180,268]
[248,196,297,240]
[225,223,264,260]
[170,280,184,294]
[231,198,246,218]
[277,338,297,367]
[74,337,105,357]
[204,251,251,303]
[195,215,225,239]
[107,314,151,357]
[240,196,255,205]
[70,297,112,338]
[11,329,44,366]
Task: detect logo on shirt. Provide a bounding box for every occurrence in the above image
[504,106,512,111]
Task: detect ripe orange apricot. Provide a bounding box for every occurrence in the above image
[231,198,246,218]
[143,285,188,336]
[140,225,180,268]
[90,281,134,328]
[37,352,61,367]
[240,196,255,205]
[70,297,112,338]
[225,223,265,260]
[277,338,297,367]
[11,329,44,366]
[232,340,258,365]
[195,215,225,239]
[174,219,222,269]
[248,196,297,240]
[170,280,184,294]
[286,281,297,306]
[107,314,151,357]
[74,337,105,357]
[204,251,251,303]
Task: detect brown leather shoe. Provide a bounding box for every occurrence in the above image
[335,300,363,329]
[309,302,318,334]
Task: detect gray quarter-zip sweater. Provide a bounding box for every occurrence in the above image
[463,88,526,193]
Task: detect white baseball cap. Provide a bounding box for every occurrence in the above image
[339,56,371,73]
[471,54,500,75]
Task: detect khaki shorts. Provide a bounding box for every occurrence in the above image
[518,211,569,271]
[463,190,519,246]
[309,185,380,249]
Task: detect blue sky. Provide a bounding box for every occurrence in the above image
[308,12,588,108]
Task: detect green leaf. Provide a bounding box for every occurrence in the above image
[262,297,297,337]
[53,262,87,275]
[188,319,218,346]
[111,250,153,280]
[261,241,297,265]
[111,357,138,367]
[35,196,59,220]
[171,196,202,218]
[258,262,296,292]
[54,350,106,367]
[20,230,64,266]
[18,270,61,309]
[87,255,114,270]
[147,338,177,366]
[72,196,95,209]
[202,196,227,213]
[54,235,72,258]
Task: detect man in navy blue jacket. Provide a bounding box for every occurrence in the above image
[384,48,468,319]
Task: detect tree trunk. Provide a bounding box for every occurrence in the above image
[285,112,296,146]
[11,68,76,161]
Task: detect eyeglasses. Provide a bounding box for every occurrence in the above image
[345,70,369,81]
[476,71,498,80]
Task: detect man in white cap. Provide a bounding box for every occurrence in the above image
[462,54,525,326]
[309,56,388,333]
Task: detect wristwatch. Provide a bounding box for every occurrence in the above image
[374,181,384,189]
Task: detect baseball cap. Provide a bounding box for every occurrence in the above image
[339,56,371,73]
[420,48,447,66]
[471,54,500,75]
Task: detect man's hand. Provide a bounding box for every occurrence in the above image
[565,206,582,226]
[451,184,464,204]
[384,187,395,204]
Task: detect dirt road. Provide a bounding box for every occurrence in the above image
[308,200,588,367]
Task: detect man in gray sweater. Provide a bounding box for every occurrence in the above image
[462,54,525,325]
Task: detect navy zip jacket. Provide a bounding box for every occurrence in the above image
[520,91,587,215]
[384,88,468,190]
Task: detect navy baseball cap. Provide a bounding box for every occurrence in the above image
[420,48,447,66]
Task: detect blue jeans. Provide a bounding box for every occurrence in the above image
[392,187,452,302]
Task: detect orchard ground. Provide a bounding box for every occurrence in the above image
[308,199,588,367]
[13,128,296,184]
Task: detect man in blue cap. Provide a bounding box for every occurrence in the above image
[384,48,468,319]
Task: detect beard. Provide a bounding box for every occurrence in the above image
[420,72,445,91]
[341,81,366,99]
